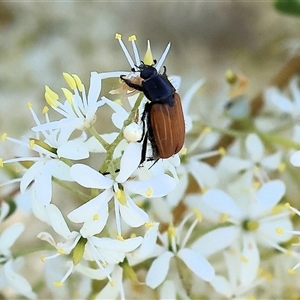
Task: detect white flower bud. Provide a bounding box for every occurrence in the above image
[123,123,143,142]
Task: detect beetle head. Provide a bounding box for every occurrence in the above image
[138,64,158,80]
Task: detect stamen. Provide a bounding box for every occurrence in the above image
[156,42,171,71]
[115,33,135,68]
[72,74,83,92]
[128,35,140,66]
[63,72,77,90]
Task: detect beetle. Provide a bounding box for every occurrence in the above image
[120,63,185,164]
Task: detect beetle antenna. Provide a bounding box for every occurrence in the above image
[152,59,157,66]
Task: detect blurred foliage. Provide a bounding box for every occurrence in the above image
[274,0,300,16]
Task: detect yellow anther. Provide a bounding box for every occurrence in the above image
[27,102,32,109]
[218,147,226,156]
[181,147,188,155]
[288,269,296,275]
[42,106,49,114]
[116,189,127,205]
[53,281,63,287]
[128,35,137,41]
[15,167,20,173]
[192,207,203,222]
[61,88,74,104]
[1,133,7,142]
[168,225,176,237]
[143,40,153,65]
[285,202,291,209]
[278,162,286,172]
[145,222,154,229]
[102,262,107,267]
[45,85,59,100]
[29,139,35,149]
[93,213,99,221]
[63,72,77,90]
[40,256,46,262]
[203,127,212,134]
[114,99,122,105]
[117,235,124,242]
[45,91,58,107]
[115,33,122,39]
[276,227,284,234]
[130,233,137,238]
[109,280,114,286]
[285,250,292,257]
[145,187,153,197]
[252,181,261,189]
[247,296,256,300]
[57,248,66,254]
[225,69,237,85]
[219,213,228,223]
[240,255,248,263]
[72,74,83,92]
[271,204,285,214]
[0,158,3,167]
[246,220,259,231]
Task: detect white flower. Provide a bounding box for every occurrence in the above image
[68,142,177,236]
[37,203,142,286]
[1,104,89,204]
[144,213,215,289]
[192,180,293,286]
[0,202,36,299]
[31,72,107,135]
[217,133,282,184]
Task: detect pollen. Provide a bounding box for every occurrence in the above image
[57,248,66,254]
[29,139,35,149]
[278,162,286,172]
[42,106,49,114]
[1,133,7,142]
[143,40,154,66]
[181,147,188,155]
[128,35,137,41]
[252,181,261,189]
[27,102,32,109]
[115,33,122,39]
[276,227,284,234]
[192,207,203,222]
[40,256,46,262]
[45,91,59,107]
[203,126,212,134]
[240,255,248,263]
[219,213,228,223]
[114,98,123,105]
[93,213,99,221]
[218,147,226,156]
[288,269,296,275]
[53,281,64,287]
[116,189,127,205]
[145,222,154,229]
[146,187,153,197]
[63,72,77,90]
[168,225,176,237]
[61,88,73,104]
[72,74,83,92]
[109,280,115,287]
[117,235,124,242]
[45,85,59,100]
[0,158,3,167]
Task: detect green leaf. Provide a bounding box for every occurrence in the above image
[274,0,300,16]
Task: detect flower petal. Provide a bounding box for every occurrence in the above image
[70,164,113,189]
[177,248,214,281]
[116,142,141,183]
[146,251,174,289]
[57,140,89,160]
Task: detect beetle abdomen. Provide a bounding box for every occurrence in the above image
[149,93,185,159]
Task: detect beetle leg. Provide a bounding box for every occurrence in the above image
[140,131,149,165]
[161,66,167,77]
[120,75,144,91]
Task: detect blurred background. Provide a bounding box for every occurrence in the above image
[1,1,300,136]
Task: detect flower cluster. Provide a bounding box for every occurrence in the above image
[1,33,300,299]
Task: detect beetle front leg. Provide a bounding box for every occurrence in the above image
[120,75,144,91]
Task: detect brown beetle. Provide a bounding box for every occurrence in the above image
[121,63,185,163]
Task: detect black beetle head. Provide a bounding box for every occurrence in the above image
[138,64,158,80]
